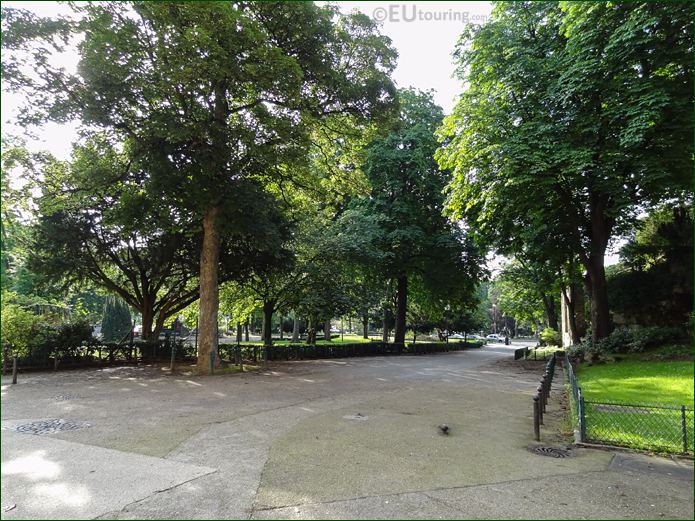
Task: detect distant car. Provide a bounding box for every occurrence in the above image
[449,333,465,339]
[468,334,484,340]
[486,334,502,342]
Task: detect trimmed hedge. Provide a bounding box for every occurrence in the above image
[218,340,483,362]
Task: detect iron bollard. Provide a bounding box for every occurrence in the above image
[537,385,544,425]
[533,395,541,441]
[12,357,18,384]
[541,375,548,412]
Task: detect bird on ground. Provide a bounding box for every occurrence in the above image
[438,424,449,435]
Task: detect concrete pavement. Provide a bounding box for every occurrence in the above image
[1,343,692,519]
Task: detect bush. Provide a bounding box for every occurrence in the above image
[539,328,560,347]
[576,326,687,357]
[52,318,96,359]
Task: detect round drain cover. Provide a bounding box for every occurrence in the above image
[532,446,572,458]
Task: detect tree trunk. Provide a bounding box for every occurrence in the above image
[324,319,331,341]
[362,314,369,339]
[586,254,611,342]
[197,205,221,374]
[262,300,274,347]
[394,275,407,344]
[152,314,166,341]
[140,303,154,341]
[279,315,284,340]
[382,307,388,342]
[292,315,300,343]
[236,321,242,343]
[244,321,249,342]
[306,317,314,345]
[540,293,559,331]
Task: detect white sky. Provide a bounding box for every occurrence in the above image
[0,1,620,265]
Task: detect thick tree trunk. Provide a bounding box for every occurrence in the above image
[262,300,274,347]
[292,315,300,343]
[140,302,154,341]
[394,275,407,344]
[197,206,221,374]
[279,315,283,340]
[561,286,580,345]
[586,255,611,342]
[362,314,369,339]
[324,319,331,341]
[152,314,166,341]
[236,321,242,343]
[244,321,249,342]
[382,307,389,342]
[540,293,559,332]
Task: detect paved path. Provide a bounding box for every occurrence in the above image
[1,344,692,519]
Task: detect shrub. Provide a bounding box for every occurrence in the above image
[566,343,585,361]
[539,328,560,346]
[587,326,686,355]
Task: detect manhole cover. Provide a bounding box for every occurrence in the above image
[53,394,81,401]
[532,446,572,458]
[6,419,90,435]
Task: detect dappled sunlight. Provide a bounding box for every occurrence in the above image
[32,482,90,507]
[213,392,227,397]
[3,451,61,480]
[299,379,315,383]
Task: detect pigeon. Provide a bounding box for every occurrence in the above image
[438,424,450,435]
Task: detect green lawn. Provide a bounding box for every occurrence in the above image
[577,359,693,406]
[576,357,694,453]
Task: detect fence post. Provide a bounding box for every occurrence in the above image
[537,385,544,425]
[170,344,176,371]
[12,357,18,385]
[578,391,586,442]
[681,405,688,454]
[533,395,540,441]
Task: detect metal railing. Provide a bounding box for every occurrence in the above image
[564,358,693,454]
[533,353,557,441]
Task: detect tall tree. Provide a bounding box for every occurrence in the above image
[101,296,132,342]
[346,89,483,344]
[28,139,288,340]
[2,2,397,373]
[437,1,693,340]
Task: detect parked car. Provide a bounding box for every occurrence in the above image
[468,334,484,341]
[486,334,502,342]
[449,333,465,339]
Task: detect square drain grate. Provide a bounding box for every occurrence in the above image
[6,419,90,435]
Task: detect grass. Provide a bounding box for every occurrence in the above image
[575,349,694,453]
[577,359,693,406]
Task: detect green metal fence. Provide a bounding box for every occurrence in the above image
[564,359,694,454]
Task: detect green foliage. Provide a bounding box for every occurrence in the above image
[101,296,132,342]
[539,328,560,347]
[437,1,693,340]
[1,303,50,356]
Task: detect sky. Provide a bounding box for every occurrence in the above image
[0,1,620,266]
